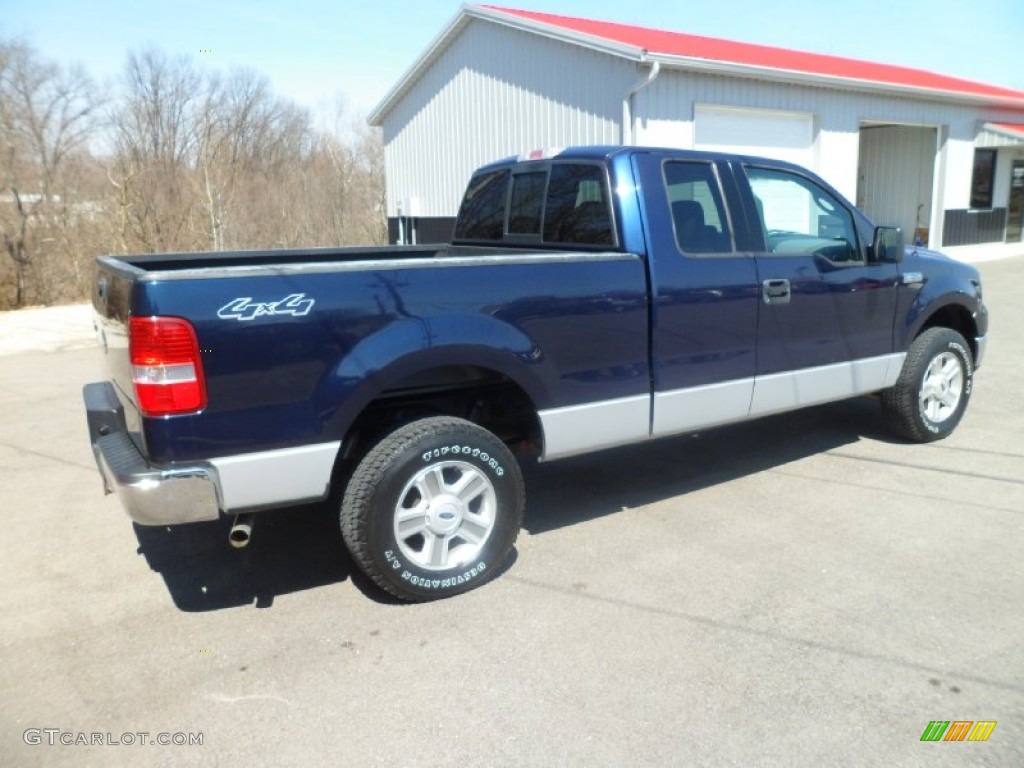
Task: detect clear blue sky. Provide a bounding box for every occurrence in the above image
[4,0,1023,119]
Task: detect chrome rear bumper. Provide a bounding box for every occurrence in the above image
[83,382,220,525]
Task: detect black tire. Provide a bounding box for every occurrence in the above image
[340,416,524,602]
[881,327,974,442]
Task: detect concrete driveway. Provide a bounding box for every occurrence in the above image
[1,258,1022,767]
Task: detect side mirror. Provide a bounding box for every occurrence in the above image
[872,226,904,263]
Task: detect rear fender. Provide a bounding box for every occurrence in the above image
[318,314,550,442]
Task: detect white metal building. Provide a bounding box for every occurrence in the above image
[369,5,1024,254]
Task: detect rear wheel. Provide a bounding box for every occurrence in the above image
[340,416,524,601]
[881,327,973,442]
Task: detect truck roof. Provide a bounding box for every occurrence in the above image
[472,145,814,176]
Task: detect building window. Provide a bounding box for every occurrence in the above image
[970,149,997,210]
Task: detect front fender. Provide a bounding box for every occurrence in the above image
[897,253,985,352]
[901,294,980,348]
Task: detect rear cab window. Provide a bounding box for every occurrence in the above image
[543,165,614,245]
[454,169,510,241]
[454,162,616,248]
[507,172,546,235]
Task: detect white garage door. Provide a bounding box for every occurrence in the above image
[694,106,814,168]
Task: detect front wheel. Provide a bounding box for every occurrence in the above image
[340,416,524,601]
[881,327,974,442]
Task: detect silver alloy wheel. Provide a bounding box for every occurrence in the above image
[393,461,497,571]
[919,351,964,424]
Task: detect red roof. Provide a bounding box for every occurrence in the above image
[485,6,1024,103]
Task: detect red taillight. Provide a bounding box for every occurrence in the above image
[129,316,207,416]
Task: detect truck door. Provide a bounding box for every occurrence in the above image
[631,153,760,437]
[730,163,900,416]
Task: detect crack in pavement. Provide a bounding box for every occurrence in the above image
[509,576,1024,696]
[0,441,96,473]
[923,443,1024,460]
[824,451,1024,486]
[769,468,1023,516]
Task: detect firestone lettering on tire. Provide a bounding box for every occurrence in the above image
[400,562,487,589]
[422,447,504,477]
[956,342,974,396]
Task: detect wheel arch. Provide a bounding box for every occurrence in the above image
[909,300,980,364]
[321,348,550,496]
[316,311,552,445]
[347,357,544,447]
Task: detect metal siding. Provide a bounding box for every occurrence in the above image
[977,129,1024,149]
[382,21,1024,235]
[943,208,1008,246]
[633,70,1016,221]
[857,126,936,238]
[381,20,636,218]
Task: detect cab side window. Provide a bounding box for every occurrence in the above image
[663,162,732,254]
[745,167,861,263]
[454,170,510,241]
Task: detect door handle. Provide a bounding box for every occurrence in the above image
[762,278,791,305]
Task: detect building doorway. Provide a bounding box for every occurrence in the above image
[857,124,937,246]
[1007,159,1024,243]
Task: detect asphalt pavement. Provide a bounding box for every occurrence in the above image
[1,257,1022,767]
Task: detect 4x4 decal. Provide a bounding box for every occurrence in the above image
[217,293,315,321]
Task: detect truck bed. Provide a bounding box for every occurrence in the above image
[101,243,584,276]
[92,244,650,469]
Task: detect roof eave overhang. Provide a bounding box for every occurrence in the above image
[981,122,1024,142]
[647,53,1024,110]
[474,4,645,60]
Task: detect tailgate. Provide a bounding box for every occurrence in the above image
[92,258,144,444]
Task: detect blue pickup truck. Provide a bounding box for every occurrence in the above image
[84,146,988,601]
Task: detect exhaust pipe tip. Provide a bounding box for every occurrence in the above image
[229,514,253,549]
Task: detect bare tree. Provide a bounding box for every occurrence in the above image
[107,48,202,254]
[0,39,98,306]
[352,124,387,245]
[0,38,388,309]
[195,68,315,250]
